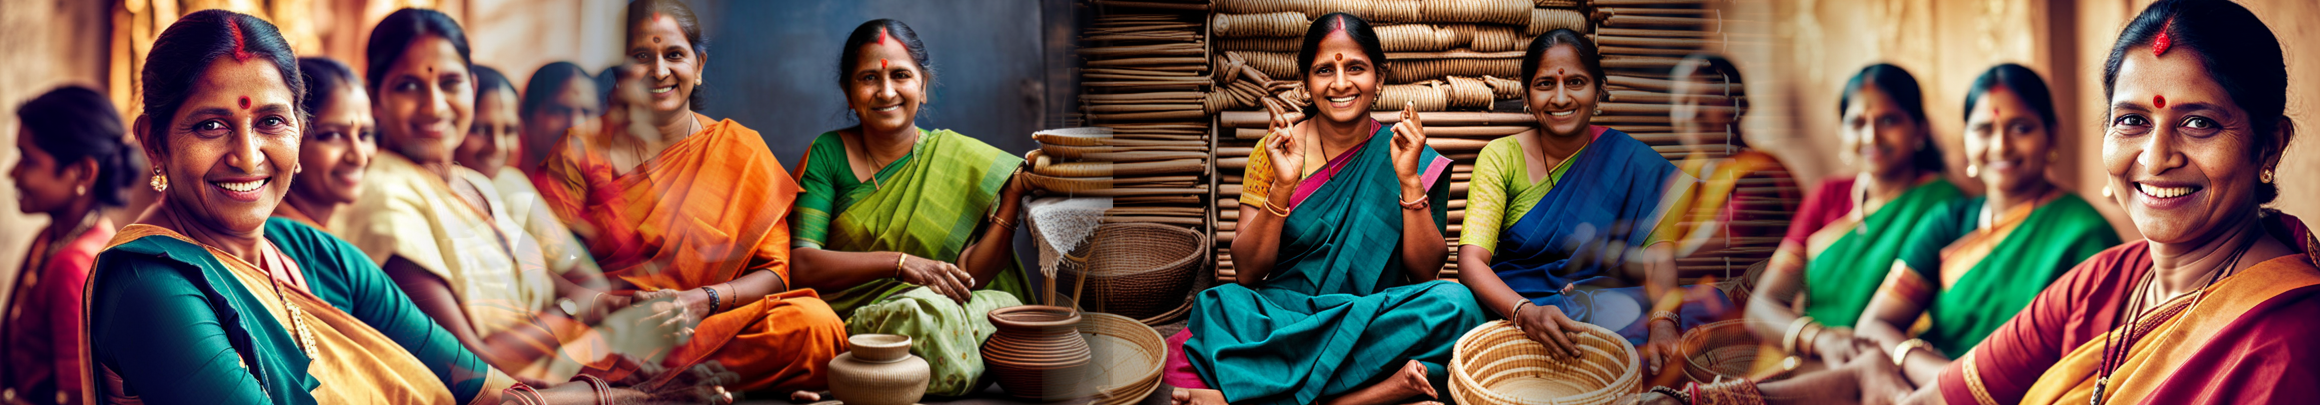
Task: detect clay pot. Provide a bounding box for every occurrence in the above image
[829,334,930,405]
[981,305,1094,401]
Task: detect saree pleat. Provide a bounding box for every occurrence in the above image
[1186,123,1482,405]
[1800,178,1965,327]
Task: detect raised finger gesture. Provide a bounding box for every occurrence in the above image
[1389,101,1428,186]
[1263,99,1307,186]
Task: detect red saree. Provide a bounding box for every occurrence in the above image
[1939,215,2320,405]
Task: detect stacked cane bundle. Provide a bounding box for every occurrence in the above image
[1055,1,1216,226]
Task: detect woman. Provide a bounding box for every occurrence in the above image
[1454,30,1695,375]
[1172,13,1481,405]
[462,64,609,296]
[517,62,598,176]
[786,19,1027,397]
[1650,53,1799,273]
[1746,63,1967,368]
[1850,64,2120,386]
[80,10,696,403]
[535,0,848,394]
[273,57,375,228]
[331,9,614,384]
[4,85,132,405]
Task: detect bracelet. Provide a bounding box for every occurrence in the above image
[1651,385,1694,405]
[1892,338,1933,367]
[1509,300,1532,331]
[1800,324,1827,357]
[1648,310,1681,328]
[1398,194,1429,211]
[503,383,545,405]
[701,285,722,313]
[1781,316,1815,356]
[894,253,909,279]
[1264,198,1294,218]
[1700,376,1766,405]
[571,374,613,405]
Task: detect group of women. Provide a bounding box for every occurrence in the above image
[1159,0,2316,404]
[2,0,1054,403]
[0,0,2314,404]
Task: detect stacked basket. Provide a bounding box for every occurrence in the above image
[1450,320,1642,404]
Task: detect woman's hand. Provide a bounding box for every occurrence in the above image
[631,289,709,341]
[1848,347,1916,405]
[1814,327,1875,368]
[1263,99,1307,188]
[895,253,973,304]
[1513,302,1587,358]
[1642,319,1682,374]
[1390,101,1428,195]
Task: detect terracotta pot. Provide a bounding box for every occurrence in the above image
[982,305,1094,401]
[829,334,930,405]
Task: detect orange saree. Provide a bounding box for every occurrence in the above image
[534,113,846,392]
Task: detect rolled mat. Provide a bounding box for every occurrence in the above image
[1212,12,1309,38]
[1528,8,1589,35]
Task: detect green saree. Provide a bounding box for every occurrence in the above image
[1897,194,2119,355]
[1801,178,1966,327]
[790,128,1030,396]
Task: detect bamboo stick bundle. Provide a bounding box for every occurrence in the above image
[1212,12,1310,38]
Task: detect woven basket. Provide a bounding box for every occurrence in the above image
[1679,320,1763,384]
[1450,320,1641,405]
[1078,312,1167,405]
[1443,76,1496,109]
[1057,223,1207,321]
[1213,12,1310,38]
[1378,24,1459,52]
[1482,75,1524,99]
[1389,58,1522,84]
[1528,8,1589,35]
[1376,82,1450,112]
[1469,26,1523,52]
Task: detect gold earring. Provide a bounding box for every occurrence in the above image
[2262,169,2275,183]
[149,169,168,192]
[1966,164,1979,177]
[76,185,86,195]
[2101,186,2113,197]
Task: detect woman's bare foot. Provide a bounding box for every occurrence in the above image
[1172,388,1228,405]
[788,390,821,402]
[1321,360,1438,405]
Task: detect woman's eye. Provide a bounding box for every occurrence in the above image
[1345,65,1364,73]
[193,120,229,134]
[2110,114,2151,135]
[2179,117,2222,137]
[665,51,683,61]
[394,81,420,92]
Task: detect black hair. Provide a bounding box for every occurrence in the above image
[138,9,304,156]
[595,65,621,108]
[296,57,358,117]
[838,19,937,92]
[627,0,708,111]
[1671,52,1748,148]
[1964,63,2059,138]
[2101,0,2291,203]
[365,8,470,95]
[473,65,515,102]
[522,61,592,118]
[17,86,136,207]
[1523,29,1605,93]
[1840,63,1945,173]
[1296,13,1389,81]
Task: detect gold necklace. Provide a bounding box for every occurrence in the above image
[257,242,320,358]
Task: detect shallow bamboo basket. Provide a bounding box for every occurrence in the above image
[1679,320,1763,383]
[1077,312,1167,405]
[1450,320,1641,405]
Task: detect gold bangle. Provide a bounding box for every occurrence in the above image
[894,253,909,279]
[1800,324,1826,357]
[1648,310,1681,328]
[1781,316,1815,355]
[1892,338,1933,367]
[1264,198,1294,217]
[1399,194,1429,211]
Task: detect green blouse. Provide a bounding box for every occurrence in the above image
[86,218,493,404]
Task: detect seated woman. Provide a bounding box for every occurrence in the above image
[1649,53,1800,274]
[1627,2,2320,403]
[533,0,847,394]
[1850,64,2120,386]
[786,19,1028,397]
[4,85,133,405]
[331,9,620,385]
[460,64,609,293]
[1172,13,1482,405]
[1454,29,1699,375]
[515,62,598,177]
[81,10,707,403]
[1746,63,1968,369]
[274,57,374,228]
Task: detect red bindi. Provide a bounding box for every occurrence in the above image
[2154,95,2167,109]
[238,96,250,109]
[1558,68,1566,76]
[1334,53,1343,62]
[653,36,661,44]
[881,59,889,70]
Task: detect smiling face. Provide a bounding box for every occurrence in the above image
[1841,85,1925,179]
[627,14,701,119]
[1526,45,1599,139]
[10,129,83,215]
[2103,46,2271,245]
[1963,86,2053,196]
[149,57,302,234]
[1304,30,1380,126]
[845,28,925,133]
[521,75,599,165]
[456,85,519,171]
[372,35,472,165]
[292,84,375,206]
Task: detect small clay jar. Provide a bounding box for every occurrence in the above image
[829,334,930,405]
[981,305,1094,401]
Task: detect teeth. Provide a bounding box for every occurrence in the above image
[1328,96,1357,103]
[873,106,900,112]
[215,179,266,193]
[1548,110,1575,117]
[2138,183,2195,198]
[650,86,674,94]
